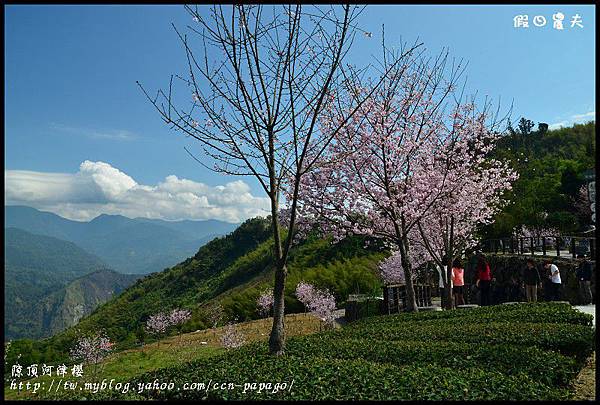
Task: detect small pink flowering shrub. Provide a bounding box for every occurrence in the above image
[295,282,337,327]
[256,289,274,317]
[69,331,113,365]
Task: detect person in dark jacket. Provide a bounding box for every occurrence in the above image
[576,255,593,305]
[475,255,493,306]
[522,258,541,303]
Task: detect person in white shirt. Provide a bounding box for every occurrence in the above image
[436,264,453,308]
[544,261,562,301]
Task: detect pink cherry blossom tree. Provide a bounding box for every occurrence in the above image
[294,281,336,327]
[292,45,514,312]
[256,289,274,317]
[70,330,114,378]
[413,185,517,308]
[295,281,316,311]
[169,308,192,340]
[220,322,246,349]
[407,124,518,308]
[70,331,113,365]
[169,308,192,326]
[145,312,171,346]
[308,288,337,328]
[138,5,420,354]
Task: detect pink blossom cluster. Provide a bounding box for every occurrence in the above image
[145,312,170,336]
[515,225,560,239]
[169,308,192,326]
[256,289,274,317]
[69,331,113,365]
[219,322,245,349]
[295,281,315,306]
[289,55,518,285]
[379,253,406,285]
[294,282,336,325]
[145,308,192,336]
[514,225,560,249]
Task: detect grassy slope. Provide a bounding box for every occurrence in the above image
[4,313,324,400]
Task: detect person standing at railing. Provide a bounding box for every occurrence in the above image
[544,260,562,301]
[452,259,465,306]
[475,255,493,306]
[522,258,541,303]
[576,255,593,305]
[436,263,452,308]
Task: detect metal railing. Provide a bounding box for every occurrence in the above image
[481,236,595,260]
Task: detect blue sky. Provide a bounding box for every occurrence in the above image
[4,5,595,221]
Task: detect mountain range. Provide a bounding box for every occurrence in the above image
[5,206,240,274]
[4,207,240,340]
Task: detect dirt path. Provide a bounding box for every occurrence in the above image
[572,352,595,400]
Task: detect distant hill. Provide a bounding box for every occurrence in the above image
[4,228,139,339]
[5,227,106,283]
[41,269,140,336]
[4,206,240,274]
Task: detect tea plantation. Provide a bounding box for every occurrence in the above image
[37,302,594,400]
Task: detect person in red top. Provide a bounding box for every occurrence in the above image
[452,259,465,306]
[474,255,493,306]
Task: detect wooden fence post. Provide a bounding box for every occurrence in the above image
[519,238,523,255]
[530,237,534,255]
[542,237,546,256]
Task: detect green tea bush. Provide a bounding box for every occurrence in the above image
[31,299,591,401]
[280,337,578,386]
[338,321,594,359]
[356,302,593,327]
[123,353,569,401]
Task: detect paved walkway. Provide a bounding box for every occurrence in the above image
[574,304,596,326]
[573,352,596,400]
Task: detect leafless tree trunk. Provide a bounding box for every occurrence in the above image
[137,4,398,354]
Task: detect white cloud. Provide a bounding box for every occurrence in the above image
[5,161,271,223]
[548,110,595,130]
